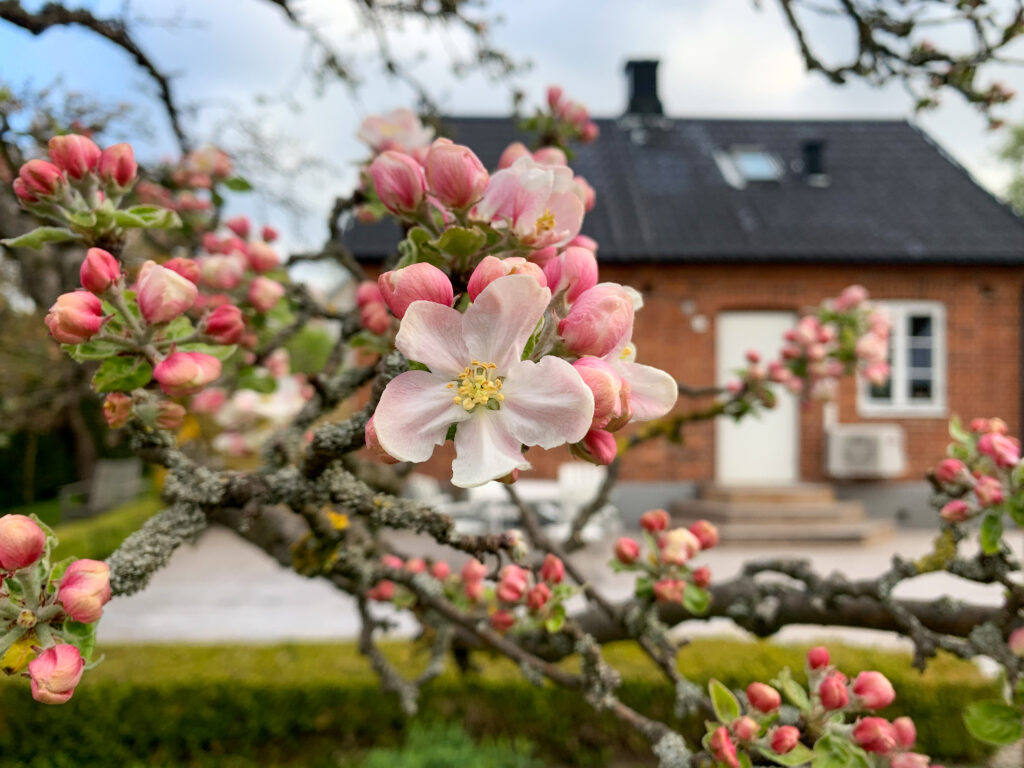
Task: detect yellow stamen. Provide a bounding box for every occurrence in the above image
[450,361,504,412]
[535,209,556,234]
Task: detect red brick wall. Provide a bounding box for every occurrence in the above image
[386,262,1023,486]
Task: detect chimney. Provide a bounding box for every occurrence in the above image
[801,138,830,187]
[624,60,663,115]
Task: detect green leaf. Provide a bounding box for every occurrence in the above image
[1,226,80,250]
[947,442,971,462]
[113,205,182,230]
[980,511,1004,554]
[62,619,98,662]
[773,668,811,712]
[223,176,253,192]
[236,367,277,394]
[963,700,1023,745]
[91,356,152,393]
[708,678,740,723]
[758,744,813,767]
[812,734,870,768]
[176,342,237,362]
[62,339,124,362]
[1008,496,1024,527]
[682,583,710,615]
[544,604,566,634]
[737,752,753,768]
[159,315,195,341]
[949,414,971,443]
[633,575,653,600]
[435,226,487,259]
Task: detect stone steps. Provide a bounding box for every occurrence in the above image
[701,483,837,504]
[671,499,865,525]
[701,520,894,546]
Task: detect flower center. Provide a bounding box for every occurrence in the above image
[535,209,556,234]
[448,360,505,411]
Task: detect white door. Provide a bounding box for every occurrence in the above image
[715,311,799,485]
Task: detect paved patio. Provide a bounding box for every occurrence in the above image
[97,521,1016,653]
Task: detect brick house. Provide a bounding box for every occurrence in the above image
[347,62,1024,525]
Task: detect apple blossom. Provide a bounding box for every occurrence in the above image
[357,108,434,154]
[653,578,685,603]
[559,283,636,358]
[974,475,1004,507]
[497,564,529,603]
[203,305,246,344]
[248,276,285,312]
[498,141,530,169]
[732,716,759,742]
[153,351,222,396]
[45,291,104,344]
[490,610,515,633]
[1009,627,1024,655]
[533,146,567,166]
[48,134,100,180]
[708,726,739,768]
[572,357,629,430]
[659,527,700,566]
[689,520,719,550]
[770,726,801,754]
[372,275,593,487]
[360,301,392,335]
[540,553,565,584]
[466,256,547,301]
[137,261,198,324]
[807,646,830,669]
[890,755,931,768]
[18,159,65,198]
[368,581,395,601]
[746,682,781,713]
[692,566,711,588]
[247,241,280,273]
[0,514,46,571]
[852,717,897,753]
[103,392,133,428]
[892,716,917,749]
[155,401,187,430]
[58,559,111,623]
[576,428,618,465]
[934,458,966,485]
[461,558,487,583]
[97,142,137,189]
[199,253,246,290]
[834,284,869,311]
[405,557,427,574]
[28,645,84,705]
[365,416,400,464]
[543,246,598,303]
[978,432,1020,468]
[424,138,489,209]
[526,582,551,611]
[573,175,596,211]
[378,262,454,318]
[614,537,640,564]
[191,388,227,414]
[819,674,849,710]
[430,561,450,580]
[852,670,895,709]
[940,499,970,523]
[261,225,279,242]
[79,248,121,294]
[370,150,426,215]
[225,216,251,239]
[640,509,670,533]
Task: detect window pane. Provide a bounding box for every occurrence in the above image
[909,347,932,368]
[732,151,781,181]
[909,378,932,400]
[909,315,932,338]
[869,380,892,401]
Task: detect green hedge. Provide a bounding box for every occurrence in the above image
[0,639,998,767]
[49,493,162,562]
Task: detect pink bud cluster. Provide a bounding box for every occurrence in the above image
[611,510,716,607]
[0,515,110,705]
[543,85,600,145]
[12,134,137,210]
[705,679,796,767]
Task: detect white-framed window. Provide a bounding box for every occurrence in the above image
[857,301,947,418]
[714,146,785,188]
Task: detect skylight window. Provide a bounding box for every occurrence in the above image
[714,146,785,188]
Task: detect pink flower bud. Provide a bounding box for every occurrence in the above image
[653,578,684,604]
[424,138,489,209]
[641,509,670,533]
[852,670,895,710]
[137,261,198,324]
[581,122,600,143]
[497,564,528,603]
[770,726,800,754]
[568,234,598,252]
[747,682,781,713]
[807,646,830,670]
[464,579,485,602]
[890,754,931,768]
[248,276,285,312]
[225,216,251,239]
[203,304,246,344]
[430,561,451,580]
[974,475,1004,507]
[45,291,104,344]
[261,225,279,242]
[732,716,759,742]
[97,143,137,188]
[368,580,395,601]
[12,178,39,204]
[852,717,897,753]
[579,428,618,465]
[544,246,598,303]
[48,135,100,180]
[527,245,559,268]
[0,514,46,571]
[369,150,426,215]
[834,284,869,311]
[28,644,84,705]
[246,241,280,273]
[378,262,454,318]
[356,281,384,308]
[526,582,551,611]
[935,458,967,486]
[692,566,711,588]
[191,388,226,414]
[58,558,111,623]
[533,146,568,166]
[79,248,121,294]
[573,176,596,211]
[467,256,547,301]
[559,283,636,358]
[614,537,640,565]
[659,527,700,566]
[499,141,531,169]
[18,159,65,197]
[540,554,565,584]
[365,416,400,464]
[819,674,849,710]
[381,554,404,570]
[892,716,916,749]
[103,392,133,428]
[360,301,392,335]
[405,557,427,574]
[979,432,1021,469]
[547,86,564,110]
[1009,627,1024,656]
[153,351,222,396]
[462,558,487,583]
[573,357,629,430]
[709,726,739,768]
[940,499,971,523]
[689,520,719,550]
[490,610,515,633]
[198,254,245,290]
[155,401,186,430]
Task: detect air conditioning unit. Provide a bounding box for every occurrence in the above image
[826,424,906,479]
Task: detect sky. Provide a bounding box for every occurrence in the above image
[3,0,1024,255]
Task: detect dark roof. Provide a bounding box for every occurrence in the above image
[345,116,1024,264]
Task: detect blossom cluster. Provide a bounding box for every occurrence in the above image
[930,416,1024,553]
[611,509,715,612]
[134,145,235,220]
[725,285,892,408]
[352,107,677,486]
[0,515,110,705]
[519,86,601,149]
[704,646,943,768]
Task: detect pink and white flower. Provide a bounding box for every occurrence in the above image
[357,108,435,154]
[373,275,594,487]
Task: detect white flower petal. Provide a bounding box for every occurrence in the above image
[451,409,532,488]
[395,301,470,379]
[373,370,471,462]
[463,275,550,371]
[500,356,594,447]
[620,361,678,421]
